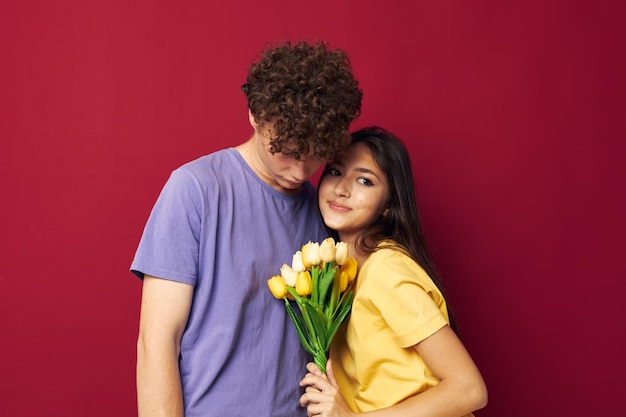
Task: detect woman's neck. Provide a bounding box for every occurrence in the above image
[342,238,369,268]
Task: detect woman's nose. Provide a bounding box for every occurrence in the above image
[334,178,350,197]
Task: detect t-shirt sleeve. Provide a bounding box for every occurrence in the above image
[130,167,203,286]
[366,250,448,348]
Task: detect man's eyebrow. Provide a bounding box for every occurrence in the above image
[280,146,319,161]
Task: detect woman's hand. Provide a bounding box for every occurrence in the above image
[299,360,355,417]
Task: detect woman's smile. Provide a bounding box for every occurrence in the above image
[327,200,351,212]
[318,142,389,244]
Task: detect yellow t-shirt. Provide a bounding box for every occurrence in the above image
[330,246,473,416]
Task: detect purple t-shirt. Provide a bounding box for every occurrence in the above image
[131,148,327,417]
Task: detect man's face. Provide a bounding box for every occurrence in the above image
[256,134,325,194]
[247,110,327,194]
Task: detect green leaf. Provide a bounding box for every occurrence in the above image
[327,290,353,342]
[313,350,328,374]
[326,270,341,318]
[284,299,315,354]
[330,280,356,321]
[305,301,328,350]
[318,265,338,307]
[287,286,321,352]
[311,266,320,306]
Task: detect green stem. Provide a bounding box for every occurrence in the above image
[287,287,321,353]
[311,265,320,306]
[313,350,328,374]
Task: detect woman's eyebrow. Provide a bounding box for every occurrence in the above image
[354,166,382,180]
[328,160,345,167]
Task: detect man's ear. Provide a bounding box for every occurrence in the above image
[248,109,259,130]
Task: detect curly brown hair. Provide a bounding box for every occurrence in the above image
[242,41,362,161]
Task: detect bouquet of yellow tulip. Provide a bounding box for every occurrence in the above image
[267,237,357,374]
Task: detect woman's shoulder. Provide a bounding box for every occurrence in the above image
[363,242,434,287]
[368,241,414,264]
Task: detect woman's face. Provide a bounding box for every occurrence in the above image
[318,142,389,244]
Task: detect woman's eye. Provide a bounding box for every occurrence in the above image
[357,178,373,186]
[326,168,341,176]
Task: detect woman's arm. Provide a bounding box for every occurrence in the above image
[300,325,487,417]
[137,275,194,417]
[393,325,488,417]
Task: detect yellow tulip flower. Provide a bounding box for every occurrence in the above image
[295,271,312,296]
[292,250,306,272]
[267,275,287,299]
[319,237,336,263]
[280,263,298,287]
[301,241,321,268]
[339,258,358,283]
[339,270,349,292]
[335,241,348,265]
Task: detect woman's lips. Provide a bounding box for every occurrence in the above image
[328,201,350,212]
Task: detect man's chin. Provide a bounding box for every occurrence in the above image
[281,178,305,190]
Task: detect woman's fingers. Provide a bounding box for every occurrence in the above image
[300,372,331,391]
[306,361,325,376]
[326,359,339,388]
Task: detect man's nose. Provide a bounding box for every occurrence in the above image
[292,160,322,181]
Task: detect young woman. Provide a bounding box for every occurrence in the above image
[299,127,488,417]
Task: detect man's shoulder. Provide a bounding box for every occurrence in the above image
[174,148,241,178]
[180,147,237,168]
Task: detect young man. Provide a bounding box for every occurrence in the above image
[131,41,362,417]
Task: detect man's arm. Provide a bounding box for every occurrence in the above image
[137,275,194,417]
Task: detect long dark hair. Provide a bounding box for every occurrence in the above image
[321,126,457,331]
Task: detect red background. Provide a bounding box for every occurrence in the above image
[1,1,624,416]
